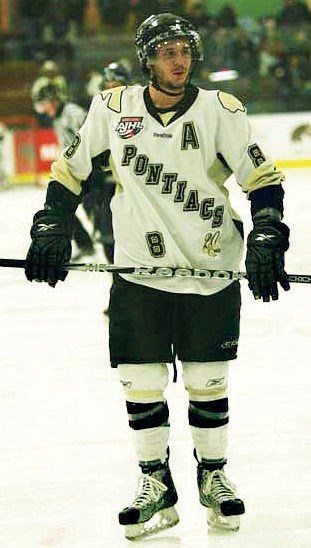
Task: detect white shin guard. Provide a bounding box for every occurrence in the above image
[182,361,229,462]
[118,363,170,463]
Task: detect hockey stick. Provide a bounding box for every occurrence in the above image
[0,258,310,283]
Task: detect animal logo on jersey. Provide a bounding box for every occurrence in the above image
[202,230,221,258]
[115,117,144,139]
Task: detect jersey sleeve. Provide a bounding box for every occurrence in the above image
[67,105,87,136]
[215,91,284,197]
[51,94,110,196]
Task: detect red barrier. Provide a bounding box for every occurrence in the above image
[34,128,60,174]
[11,125,59,183]
[13,129,35,175]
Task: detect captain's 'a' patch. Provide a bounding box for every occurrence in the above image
[217,91,246,113]
[64,133,81,159]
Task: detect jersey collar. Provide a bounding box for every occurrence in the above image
[144,85,199,126]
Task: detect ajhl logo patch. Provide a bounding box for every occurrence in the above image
[115,117,144,139]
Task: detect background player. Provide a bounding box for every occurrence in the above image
[32,83,95,259]
[87,60,134,266]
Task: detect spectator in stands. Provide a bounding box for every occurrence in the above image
[83,0,103,36]
[258,24,280,79]
[127,0,158,31]
[233,27,258,76]
[0,36,5,62]
[156,0,185,15]
[20,0,47,54]
[124,0,185,32]
[186,1,213,30]
[205,26,236,72]
[66,0,87,31]
[201,3,239,77]
[276,0,311,25]
[103,0,134,30]
[217,3,238,28]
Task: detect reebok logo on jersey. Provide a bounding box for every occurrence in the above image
[115,117,144,139]
[153,132,172,139]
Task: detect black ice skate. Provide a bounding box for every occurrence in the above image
[197,464,245,531]
[119,459,179,540]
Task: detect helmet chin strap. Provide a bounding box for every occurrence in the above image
[149,60,197,98]
[151,77,185,97]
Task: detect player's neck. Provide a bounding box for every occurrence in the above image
[149,82,185,110]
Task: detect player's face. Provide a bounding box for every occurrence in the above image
[105,80,122,89]
[150,38,192,92]
[34,99,58,118]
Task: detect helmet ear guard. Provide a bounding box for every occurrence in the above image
[135,12,204,75]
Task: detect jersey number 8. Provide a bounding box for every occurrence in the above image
[146,231,166,258]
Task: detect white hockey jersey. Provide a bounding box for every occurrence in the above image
[51,84,284,295]
[53,102,86,148]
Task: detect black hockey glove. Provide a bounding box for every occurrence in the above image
[25,182,79,287]
[245,213,290,302]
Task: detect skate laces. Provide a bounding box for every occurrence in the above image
[203,469,237,502]
[132,474,168,509]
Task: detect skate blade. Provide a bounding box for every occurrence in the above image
[207,509,240,532]
[124,506,179,541]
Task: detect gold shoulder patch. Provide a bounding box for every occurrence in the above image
[217,91,245,113]
[100,86,126,113]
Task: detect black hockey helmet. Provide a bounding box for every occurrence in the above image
[32,83,65,104]
[103,62,132,85]
[32,82,67,114]
[135,12,204,72]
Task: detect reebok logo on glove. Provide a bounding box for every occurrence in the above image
[37,223,58,232]
[255,233,275,242]
[245,219,290,301]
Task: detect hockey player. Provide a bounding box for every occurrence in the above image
[103,60,133,90]
[32,83,85,149]
[31,60,68,128]
[85,61,132,103]
[24,13,290,540]
[32,83,95,258]
[90,61,134,265]
[31,60,68,105]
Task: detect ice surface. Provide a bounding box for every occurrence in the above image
[0,170,310,547]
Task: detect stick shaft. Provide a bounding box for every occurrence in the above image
[0,258,310,283]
